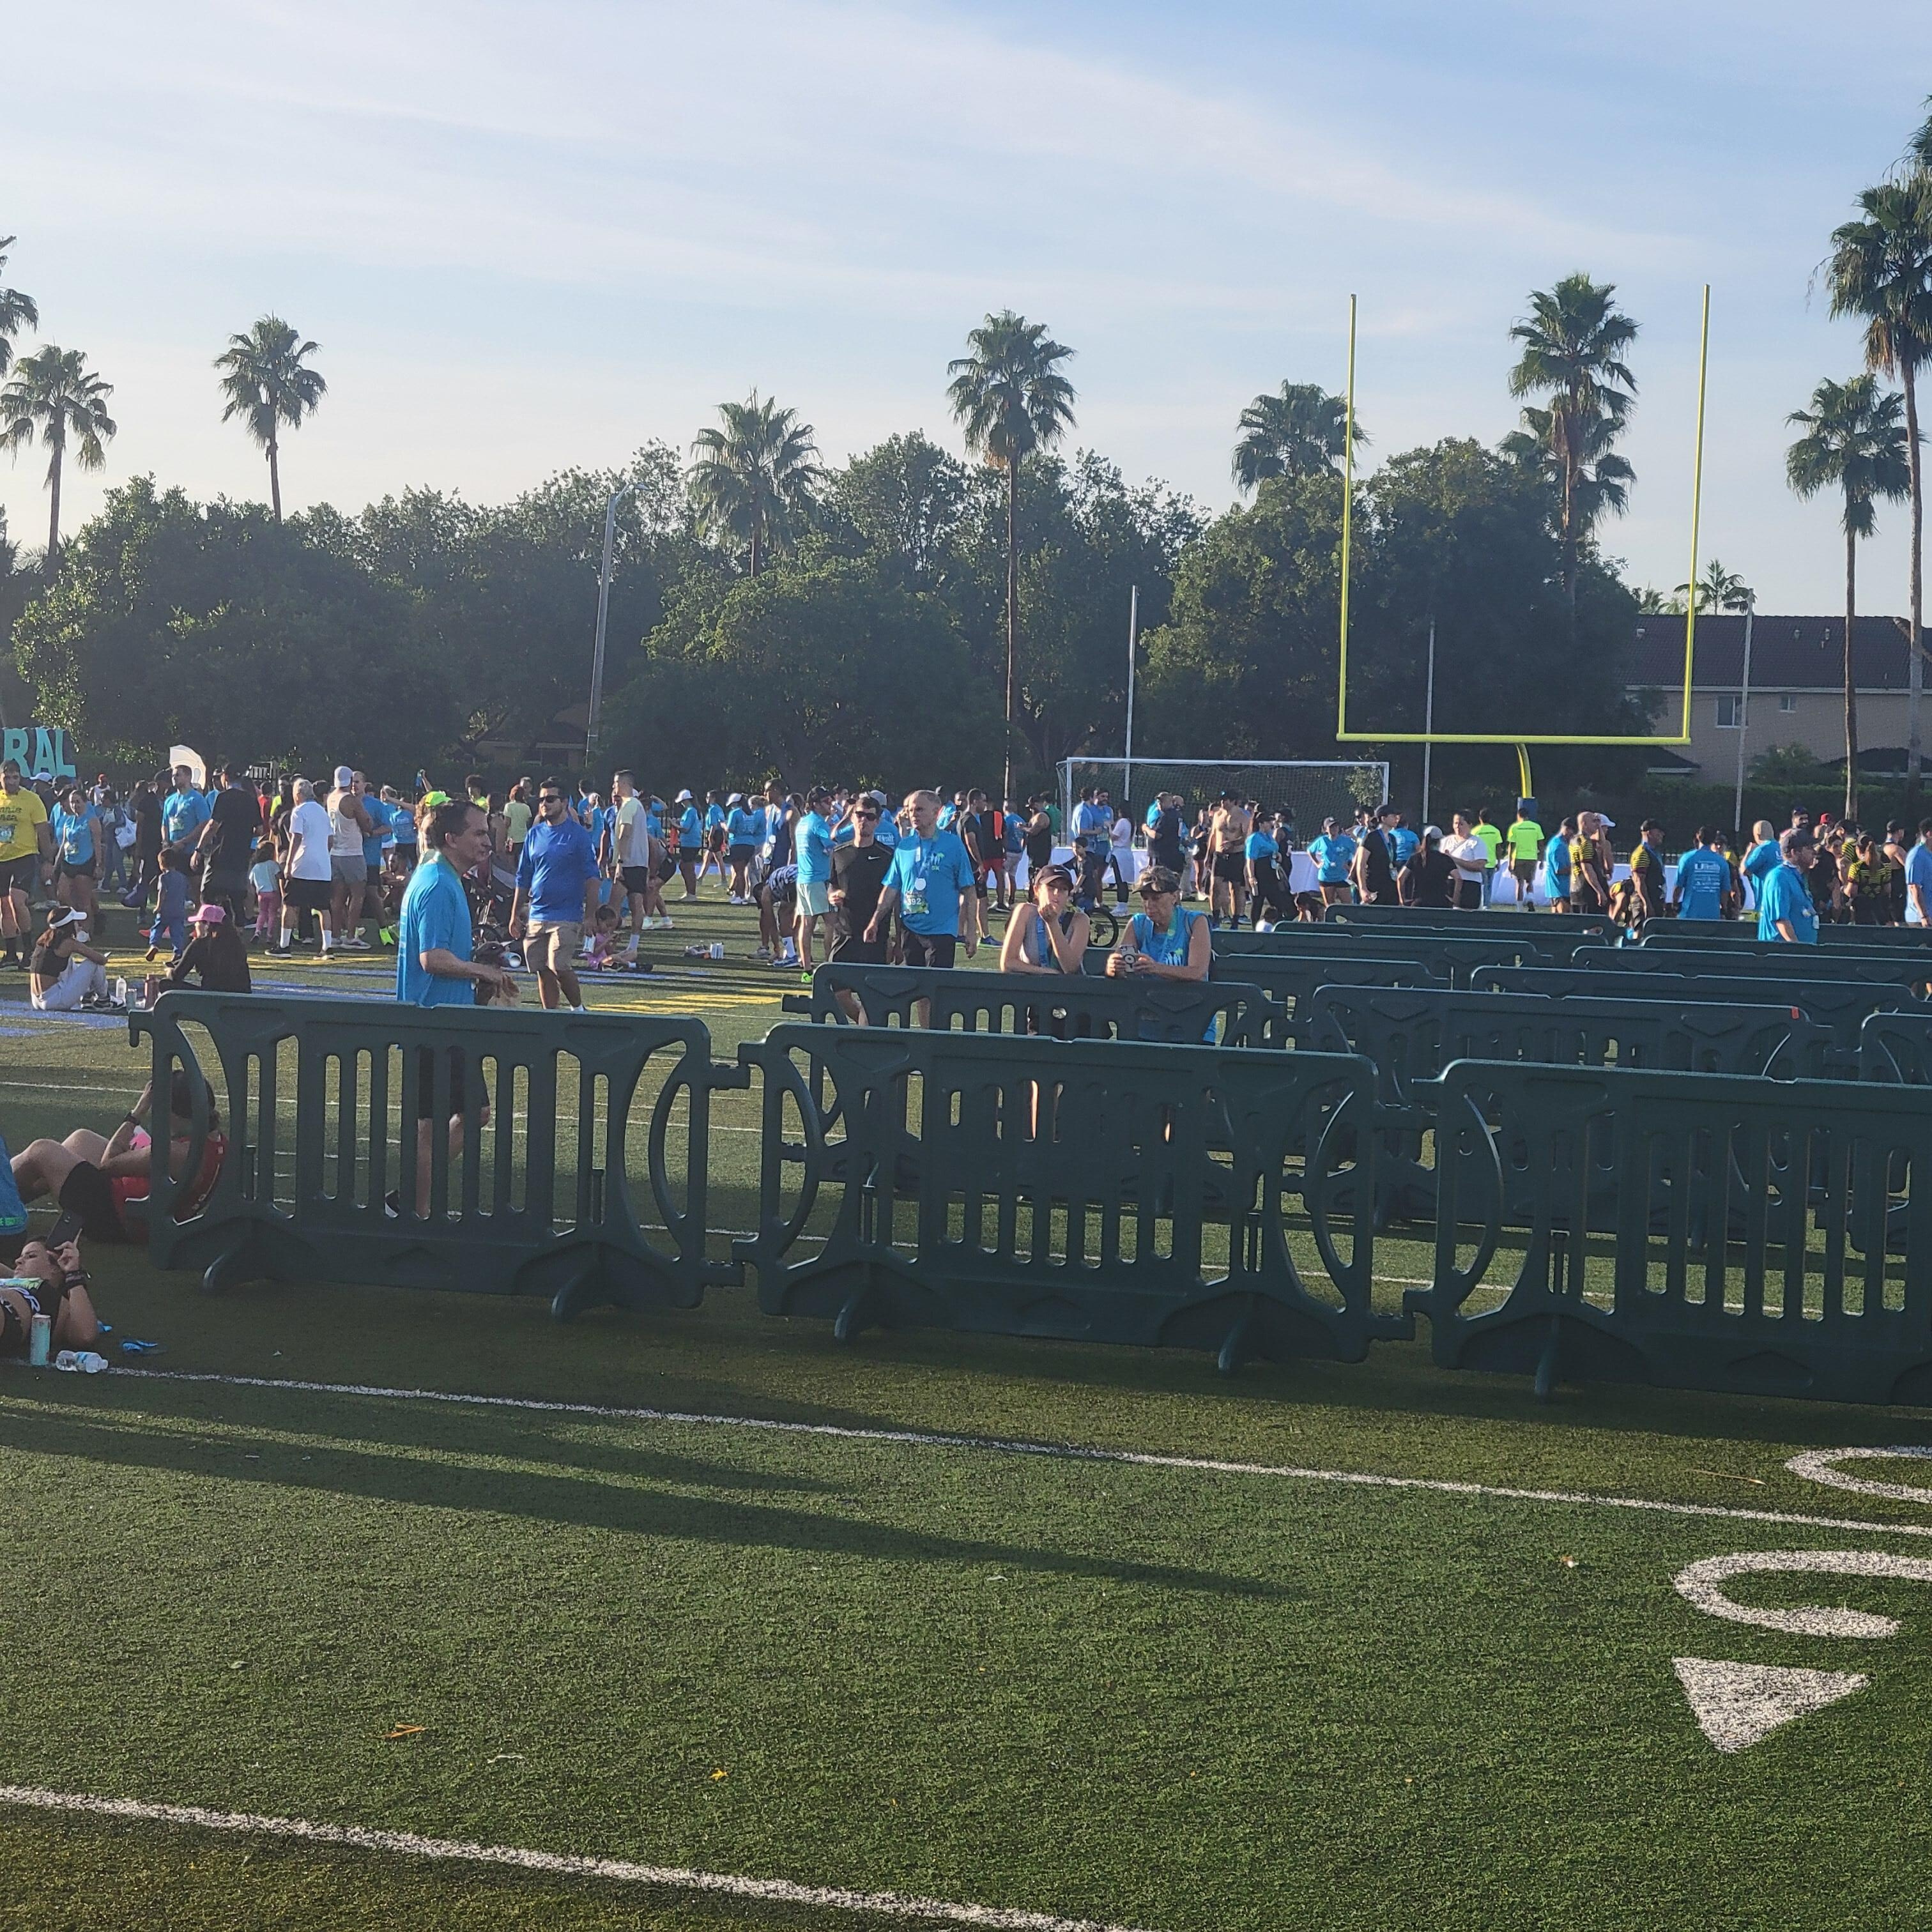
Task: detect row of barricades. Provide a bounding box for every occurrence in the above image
[128,966,1932,1407]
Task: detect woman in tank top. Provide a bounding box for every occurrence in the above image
[1000,865,1089,974]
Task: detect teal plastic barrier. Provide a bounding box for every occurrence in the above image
[1411,1059,1932,1405]
[129,990,746,1316]
[733,1022,1400,1370]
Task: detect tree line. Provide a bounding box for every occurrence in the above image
[3,89,1926,804]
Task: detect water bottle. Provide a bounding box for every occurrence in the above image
[113,976,128,1009]
[710,942,725,960]
[27,1312,50,1367]
[54,1350,107,1374]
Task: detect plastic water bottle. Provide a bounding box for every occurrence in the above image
[113,976,128,1008]
[710,942,724,960]
[27,1312,50,1367]
[53,1350,107,1374]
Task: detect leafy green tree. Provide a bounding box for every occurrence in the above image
[1670,559,1753,615]
[1231,383,1361,491]
[824,433,972,590]
[0,346,116,569]
[946,310,1077,797]
[0,238,36,379]
[689,392,822,578]
[1506,274,1639,613]
[215,316,328,521]
[1501,401,1632,547]
[608,556,1000,789]
[1828,178,1932,792]
[12,477,445,772]
[1787,375,1913,819]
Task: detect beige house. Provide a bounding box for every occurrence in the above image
[1630,613,1915,778]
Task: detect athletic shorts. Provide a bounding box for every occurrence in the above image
[57,1160,132,1245]
[620,865,654,895]
[1213,850,1246,884]
[831,935,887,966]
[284,875,333,912]
[1454,878,1484,910]
[795,878,832,917]
[728,844,755,868]
[901,931,958,970]
[0,856,38,895]
[54,859,97,882]
[330,853,367,888]
[413,1045,487,1119]
[1510,858,1537,882]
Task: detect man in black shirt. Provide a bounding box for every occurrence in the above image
[1353,802,1400,905]
[195,764,263,916]
[829,800,893,967]
[1148,793,1184,875]
[123,780,165,908]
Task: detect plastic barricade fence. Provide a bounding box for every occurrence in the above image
[1469,965,1905,1072]
[129,990,746,1315]
[1572,942,1928,992]
[1411,1059,1932,1406]
[1213,924,1555,988]
[1859,1009,1932,1084]
[1325,902,1620,953]
[1641,919,1932,951]
[733,1022,1402,1372]
[778,963,1268,1045]
[1305,986,1827,1227]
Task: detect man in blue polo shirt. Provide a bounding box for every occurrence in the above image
[161,763,211,855]
[1757,829,1819,944]
[510,778,601,1009]
[865,788,977,969]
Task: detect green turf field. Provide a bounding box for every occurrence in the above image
[4,889,1932,1931]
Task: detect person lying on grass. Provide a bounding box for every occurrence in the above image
[10,1073,226,1245]
[0,1235,101,1360]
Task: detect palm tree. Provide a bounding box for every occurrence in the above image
[688,391,822,578]
[1827,179,1932,795]
[946,311,1077,797]
[1230,382,1362,491]
[0,238,36,379]
[1671,558,1753,615]
[214,316,327,521]
[1906,94,1931,171]
[0,346,116,569]
[1506,273,1639,613]
[1502,401,1634,546]
[1788,376,1913,822]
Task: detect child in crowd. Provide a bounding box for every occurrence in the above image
[248,837,281,944]
[579,902,622,970]
[145,848,192,962]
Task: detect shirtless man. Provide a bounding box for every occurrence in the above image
[1206,789,1252,927]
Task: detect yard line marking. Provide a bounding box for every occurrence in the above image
[109,1370,1932,1540]
[0,1785,1155,1931]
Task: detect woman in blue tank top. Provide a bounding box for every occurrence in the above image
[999,864,1089,974]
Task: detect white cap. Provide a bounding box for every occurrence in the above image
[676,788,693,801]
[334,764,355,789]
[1599,816,1616,830]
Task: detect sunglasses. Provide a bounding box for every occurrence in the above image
[854,809,880,820]
[539,795,565,806]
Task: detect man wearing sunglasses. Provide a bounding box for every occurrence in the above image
[509,779,601,1010]
[830,795,893,967]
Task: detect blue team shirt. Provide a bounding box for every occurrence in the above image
[1742,840,1781,894]
[1071,802,1111,851]
[397,857,477,1004]
[1388,827,1419,866]
[1244,830,1275,862]
[705,802,725,833]
[361,797,391,868]
[796,810,832,885]
[1674,846,1730,919]
[726,807,760,847]
[1757,862,1819,944]
[516,817,599,924]
[886,829,974,937]
[162,788,210,843]
[1906,843,1932,921]
[52,806,96,866]
[680,806,702,847]
[1308,832,1356,884]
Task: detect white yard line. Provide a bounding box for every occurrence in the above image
[0,1785,1153,1931]
[105,1369,1932,1540]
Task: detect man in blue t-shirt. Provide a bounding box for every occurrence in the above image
[1906,818,1932,927]
[1671,825,1732,921]
[510,779,601,1009]
[793,786,835,973]
[397,798,518,1216]
[1740,820,1780,912]
[1070,786,1112,908]
[1757,830,1820,944]
[161,764,211,853]
[865,788,977,969]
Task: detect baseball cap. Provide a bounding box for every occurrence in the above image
[334,765,355,788]
[677,788,693,801]
[191,903,227,924]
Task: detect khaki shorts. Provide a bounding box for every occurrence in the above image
[526,921,583,972]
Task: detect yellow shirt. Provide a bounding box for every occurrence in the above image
[1506,820,1544,862]
[1473,824,1504,864]
[0,786,48,863]
[503,799,532,845]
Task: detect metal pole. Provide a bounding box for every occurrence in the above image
[1733,596,1754,839]
[1421,616,1436,827]
[1123,583,1138,815]
[585,482,634,769]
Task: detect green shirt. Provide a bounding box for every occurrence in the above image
[1506,820,1544,862]
[1473,824,1503,864]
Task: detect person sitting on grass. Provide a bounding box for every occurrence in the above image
[10,1073,226,1245]
[578,901,623,970]
[28,907,113,1013]
[0,1233,101,1361]
[141,903,252,1006]
[1000,864,1089,974]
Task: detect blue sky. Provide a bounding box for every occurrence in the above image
[4,0,1926,611]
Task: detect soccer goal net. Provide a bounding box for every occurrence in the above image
[1059,758,1390,838]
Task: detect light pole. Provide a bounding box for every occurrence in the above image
[585,480,635,771]
[1420,615,1436,828]
[1731,589,1756,840]
[1122,583,1138,814]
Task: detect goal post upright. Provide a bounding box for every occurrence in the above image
[1334,286,1710,756]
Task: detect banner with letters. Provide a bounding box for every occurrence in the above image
[0,725,78,782]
